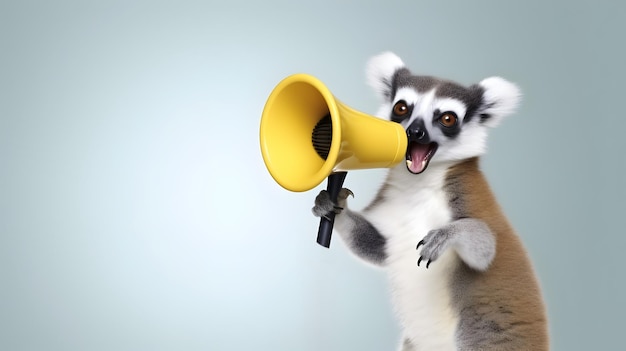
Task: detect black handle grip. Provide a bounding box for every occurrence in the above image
[316,172,348,248]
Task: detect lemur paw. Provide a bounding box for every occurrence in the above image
[311,188,354,220]
[416,228,451,269]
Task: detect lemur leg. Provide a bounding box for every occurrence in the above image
[312,189,387,265]
[416,218,495,271]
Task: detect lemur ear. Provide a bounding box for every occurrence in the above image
[478,77,521,127]
[366,52,406,100]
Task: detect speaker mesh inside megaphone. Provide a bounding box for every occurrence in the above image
[312,114,332,160]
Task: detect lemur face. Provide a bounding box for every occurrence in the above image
[367,52,521,174]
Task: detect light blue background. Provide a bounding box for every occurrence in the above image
[1,1,624,350]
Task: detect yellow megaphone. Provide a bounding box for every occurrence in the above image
[260,73,408,247]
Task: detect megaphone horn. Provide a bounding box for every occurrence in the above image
[260,74,408,247]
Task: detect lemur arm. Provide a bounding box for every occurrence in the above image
[417,218,496,271]
[312,189,387,265]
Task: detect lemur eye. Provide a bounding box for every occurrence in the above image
[393,100,409,117]
[439,112,458,128]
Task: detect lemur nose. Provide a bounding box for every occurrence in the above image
[409,129,426,140]
[407,119,429,143]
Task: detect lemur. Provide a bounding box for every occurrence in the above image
[312,52,548,350]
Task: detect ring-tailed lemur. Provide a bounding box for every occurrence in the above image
[312,52,548,350]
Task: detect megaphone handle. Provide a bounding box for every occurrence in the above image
[316,171,348,248]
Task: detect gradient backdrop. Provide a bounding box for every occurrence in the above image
[1,1,625,350]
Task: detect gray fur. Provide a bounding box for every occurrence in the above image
[450,263,534,350]
[312,189,387,265]
[456,307,517,349]
[418,218,495,271]
[400,338,416,351]
[311,190,337,220]
[342,211,387,264]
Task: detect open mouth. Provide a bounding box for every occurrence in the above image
[406,142,438,174]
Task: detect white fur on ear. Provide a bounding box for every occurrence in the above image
[366,52,406,100]
[478,77,521,127]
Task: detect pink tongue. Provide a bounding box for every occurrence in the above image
[408,143,430,173]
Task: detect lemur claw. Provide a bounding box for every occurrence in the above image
[416,228,452,269]
[337,188,354,202]
[417,256,432,269]
[416,240,425,250]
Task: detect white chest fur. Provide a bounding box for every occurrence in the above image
[364,166,460,350]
